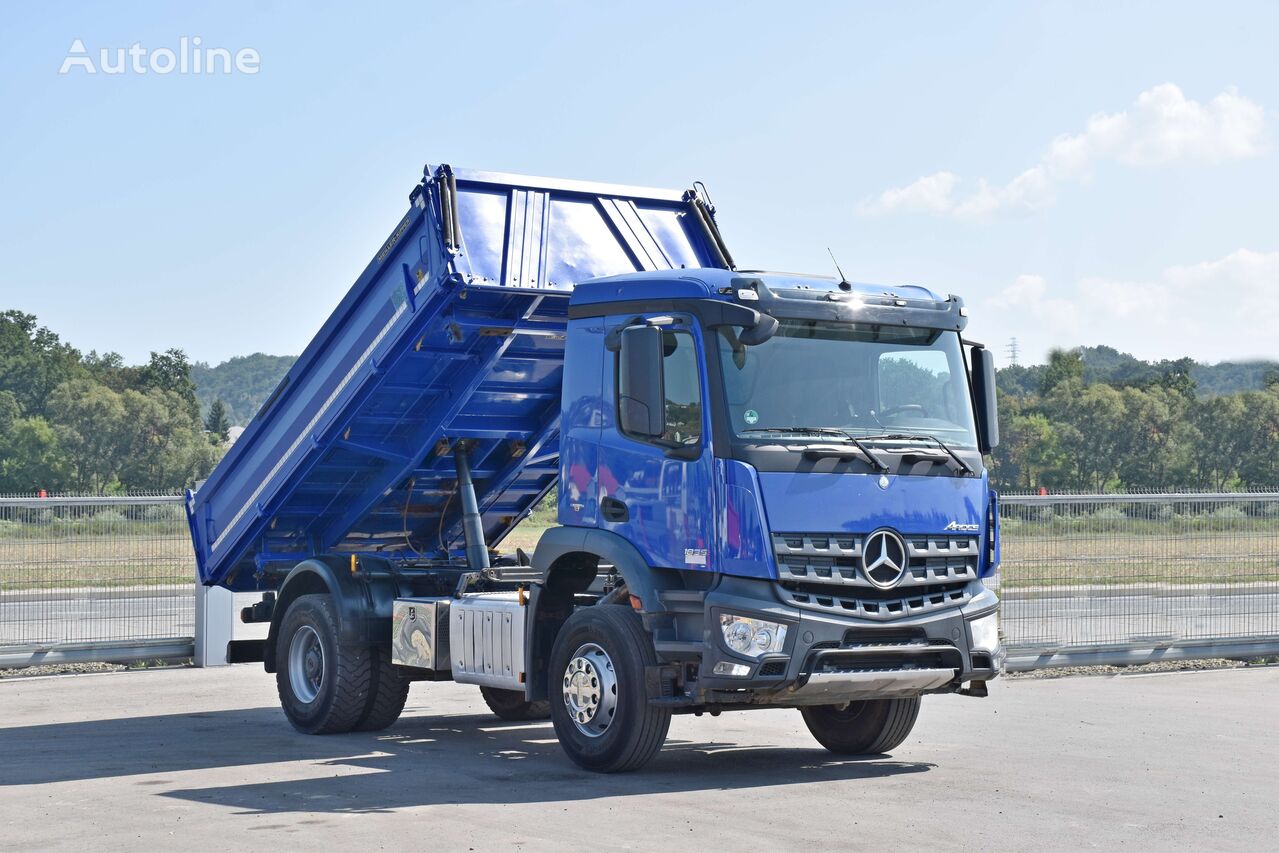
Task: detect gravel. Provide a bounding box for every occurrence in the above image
[0,660,191,679]
[0,661,127,679]
[1004,657,1259,679]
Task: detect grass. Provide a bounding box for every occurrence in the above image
[0,534,194,590]
[2,515,1276,592]
[999,527,1279,588]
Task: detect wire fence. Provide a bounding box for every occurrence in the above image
[0,495,194,664]
[998,491,1279,668]
[1,492,1277,669]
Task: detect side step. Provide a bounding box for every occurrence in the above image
[656,589,705,614]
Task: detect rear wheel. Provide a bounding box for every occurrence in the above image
[799,697,921,754]
[480,686,551,721]
[354,645,411,731]
[548,605,671,773]
[276,594,372,734]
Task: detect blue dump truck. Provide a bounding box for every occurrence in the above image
[187,164,1003,772]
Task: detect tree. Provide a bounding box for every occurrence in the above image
[990,402,1070,492]
[191,353,296,425]
[204,399,231,443]
[0,416,71,493]
[1114,385,1193,490]
[0,390,19,434]
[45,379,129,492]
[1040,348,1084,395]
[1042,381,1126,491]
[1236,389,1279,488]
[138,348,200,422]
[117,389,218,490]
[0,310,85,415]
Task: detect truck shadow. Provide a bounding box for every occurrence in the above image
[0,706,933,811]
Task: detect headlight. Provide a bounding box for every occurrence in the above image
[968,611,1000,653]
[719,614,787,658]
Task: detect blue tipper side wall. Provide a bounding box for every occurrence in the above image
[187,165,732,590]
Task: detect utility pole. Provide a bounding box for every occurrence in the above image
[1005,337,1020,367]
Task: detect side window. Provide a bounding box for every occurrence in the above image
[660,331,702,446]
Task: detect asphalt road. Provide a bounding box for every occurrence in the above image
[3,587,1277,649]
[0,665,1274,851]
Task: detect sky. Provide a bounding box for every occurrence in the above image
[1,1,1276,367]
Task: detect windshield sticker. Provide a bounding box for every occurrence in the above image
[743,409,759,425]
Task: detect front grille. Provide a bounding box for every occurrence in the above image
[774,531,978,620]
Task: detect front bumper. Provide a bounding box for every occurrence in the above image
[693,574,1003,706]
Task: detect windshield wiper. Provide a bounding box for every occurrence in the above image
[860,432,975,476]
[740,427,889,472]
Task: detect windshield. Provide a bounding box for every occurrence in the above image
[715,319,979,447]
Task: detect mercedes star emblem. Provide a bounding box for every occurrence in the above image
[862,528,908,589]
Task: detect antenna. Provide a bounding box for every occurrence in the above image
[827,248,852,291]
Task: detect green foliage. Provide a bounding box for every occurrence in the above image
[0,313,222,494]
[0,416,70,492]
[204,399,231,443]
[138,348,201,422]
[0,311,85,415]
[992,361,1279,493]
[1006,345,1279,399]
[191,353,296,426]
[1040,349,1084,395]
[0,391,19,433]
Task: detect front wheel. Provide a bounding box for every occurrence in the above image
[548,605,671,772]
[799,697,921,755]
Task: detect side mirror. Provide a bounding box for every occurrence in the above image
[618,325,666,438]
[738,313,778,346]
[970,346,1000,453]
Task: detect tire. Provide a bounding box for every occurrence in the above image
[480,686,551,721]
[548,605,671,773]
[275,594,372,734]
[799,696,921,755]
[354,645,411,732]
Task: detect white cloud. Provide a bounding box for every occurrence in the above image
[861,170,959,214]
[980,249,1279,363]
[862,84,1267,218]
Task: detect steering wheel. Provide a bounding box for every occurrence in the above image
[880,404,929,419]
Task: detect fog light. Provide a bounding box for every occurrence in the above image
[713,661,751,677]
[719,614,788,659]
[968,611,1000,653]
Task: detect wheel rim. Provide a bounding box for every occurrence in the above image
[562,642,618,738]
[825,701,870,723]
[288,624,325,704]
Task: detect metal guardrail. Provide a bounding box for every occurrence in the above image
[1,492,1276,670]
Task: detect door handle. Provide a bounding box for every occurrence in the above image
[600,497,629,523]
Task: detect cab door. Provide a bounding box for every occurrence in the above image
[594,313,715,573]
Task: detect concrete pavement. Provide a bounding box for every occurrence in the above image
[0,664,1274,851]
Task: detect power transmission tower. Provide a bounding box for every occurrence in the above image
[1005,337,1020,367]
